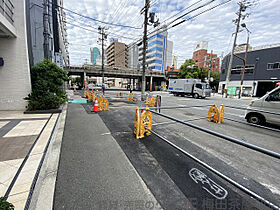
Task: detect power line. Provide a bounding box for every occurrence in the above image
[65,21,137,40]
[161,0,203,23]
[47,1,142,29]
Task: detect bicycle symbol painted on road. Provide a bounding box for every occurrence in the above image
[189,168,228,199]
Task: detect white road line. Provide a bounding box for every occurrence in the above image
[226,113,244,118]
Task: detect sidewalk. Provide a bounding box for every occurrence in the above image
[0,111,59,209]
[53,100,160,209]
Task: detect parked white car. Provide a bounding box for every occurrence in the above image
[245,86,280,125]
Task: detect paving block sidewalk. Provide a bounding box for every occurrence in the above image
[0,111,59,209]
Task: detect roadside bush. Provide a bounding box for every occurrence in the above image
[0,197,14,210]
[25,59,68,110]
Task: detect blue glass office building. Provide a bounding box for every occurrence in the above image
[138,32,173,72]
[90,47,100,65]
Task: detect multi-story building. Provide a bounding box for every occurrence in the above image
[172,55,178,69]
[106,41,128,68]
[138,27,173,73]
[0,0,32,110]
[90,47,100,65]
[192,41,220,72]
[128,43,139,69]
[27,0,69,67]
[219,44,280,97]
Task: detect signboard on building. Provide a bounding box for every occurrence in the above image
[194,41,208,52]
[55,52,63,68]
[110,38,118,43]
[227,86,237,95]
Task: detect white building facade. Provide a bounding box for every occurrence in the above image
[0,0,32,110]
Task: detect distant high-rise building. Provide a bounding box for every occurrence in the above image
[106,41,128,68]
[172,56,178,69]
[128,43,139,69]
[192,41,220,72]
[90,47,100,65]
[138,25,173,72]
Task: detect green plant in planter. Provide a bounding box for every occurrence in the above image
[0,197,14,210]
[25,59,68,110]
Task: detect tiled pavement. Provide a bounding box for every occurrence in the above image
[0,111,59,209]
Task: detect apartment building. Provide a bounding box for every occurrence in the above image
[192,41,220,72]
[106,41,128,68]
[0,0,32,110]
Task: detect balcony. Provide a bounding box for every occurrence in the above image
[0,0,14,25]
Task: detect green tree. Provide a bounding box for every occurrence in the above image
[25,59,68,110]
[209,71,220,91]
[178,59,208,82]
[178,59,220,90]
[0,197,14,210]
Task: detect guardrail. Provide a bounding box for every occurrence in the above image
[0,0,14,24]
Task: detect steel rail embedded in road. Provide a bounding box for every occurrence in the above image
[152,116,209,126]
[224,117,280,133]
[225,105,280,116]
[140,104,212,110]
[147,128,280,210]
[149,110,280,159]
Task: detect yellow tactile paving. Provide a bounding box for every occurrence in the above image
[4,120,47,137]
[0,111,50,120]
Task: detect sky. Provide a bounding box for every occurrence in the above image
[64,0,280,68]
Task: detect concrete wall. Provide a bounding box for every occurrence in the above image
[0,0,31,110]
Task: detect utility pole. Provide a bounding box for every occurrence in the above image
[239,24,250,98]
[98,26,107,86]
[208,50,213,82]
[140,0,150,101]
[43,0,49,59]
[224,2,245,97]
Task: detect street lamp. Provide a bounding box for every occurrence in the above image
[238,23,251,99]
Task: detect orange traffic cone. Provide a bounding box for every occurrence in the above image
[92,99,99,112]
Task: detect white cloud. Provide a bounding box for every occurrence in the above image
[63,0,280,67]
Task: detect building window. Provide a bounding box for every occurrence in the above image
[148,40,163,47]
[267,62,280,70]
[231,65,255,74]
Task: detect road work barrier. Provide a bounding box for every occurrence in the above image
[133,104,280,209]
[146,96,157,107]
[116,92,124,97]
[128,93,137,102]
[207,104,224,123]
[96,95,109,111]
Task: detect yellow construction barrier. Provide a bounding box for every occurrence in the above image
[134,107,152,139]
[208,104,225,123]
[146,96,157,107]
[134,107,140,139]
[103,97,109,111]
[208,104,220,123]
[128,93,137,102]
[96,95,109,111]
[98,96,103,111]
[219,104,225,123]
[117,92,124,97]
[84,89,87,98]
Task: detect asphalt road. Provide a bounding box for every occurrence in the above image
[56,90,280,209]
[101,91,280,208]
